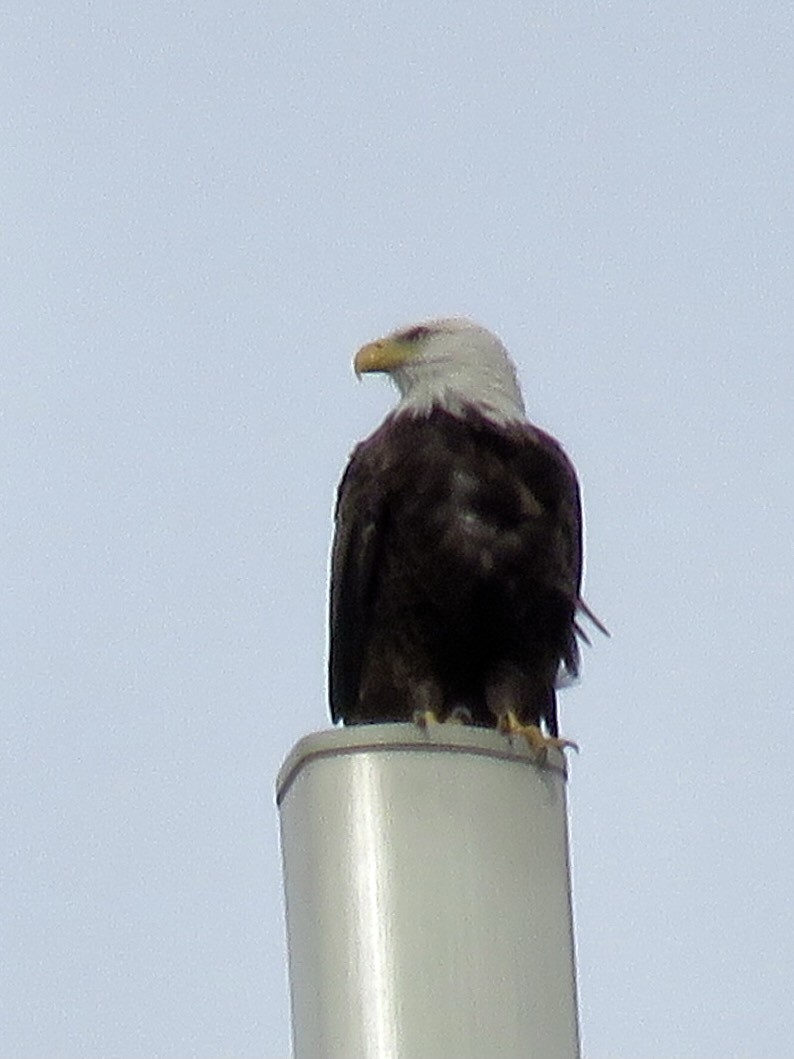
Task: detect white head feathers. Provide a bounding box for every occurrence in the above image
[358,318,527,426]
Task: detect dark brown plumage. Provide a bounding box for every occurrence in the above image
[330,406,582,736]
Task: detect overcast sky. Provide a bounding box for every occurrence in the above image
[3,3,793,1057]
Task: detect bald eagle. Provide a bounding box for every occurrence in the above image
[329,318,601,754]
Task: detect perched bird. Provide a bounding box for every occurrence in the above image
[329,318,603,755]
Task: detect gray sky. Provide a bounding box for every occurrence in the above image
[3,2,793,1057]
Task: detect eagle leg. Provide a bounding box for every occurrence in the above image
[497,709,579,762]
[411,680,445,729]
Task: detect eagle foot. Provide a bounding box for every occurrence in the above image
[497,711,579,762]
[413,709,441,728]
[414,706,474,728]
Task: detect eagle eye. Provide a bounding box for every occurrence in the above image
[400,325,431,343]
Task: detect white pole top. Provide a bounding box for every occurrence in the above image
[277,724,580,1059]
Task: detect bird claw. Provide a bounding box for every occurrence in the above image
[413,709,440,728]
[414,706,474,728]
[497,711,579,761]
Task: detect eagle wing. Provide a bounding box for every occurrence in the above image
[517,425,585,676]
[328,438,387,723]
[527,427,607,652]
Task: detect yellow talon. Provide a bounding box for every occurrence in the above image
[413,709,441,728]
[497,710,579,761]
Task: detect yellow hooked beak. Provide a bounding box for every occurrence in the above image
[353,338,416,377]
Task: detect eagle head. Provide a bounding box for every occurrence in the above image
[353,317,527,426]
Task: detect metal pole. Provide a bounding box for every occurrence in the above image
[277,723,580,1059]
